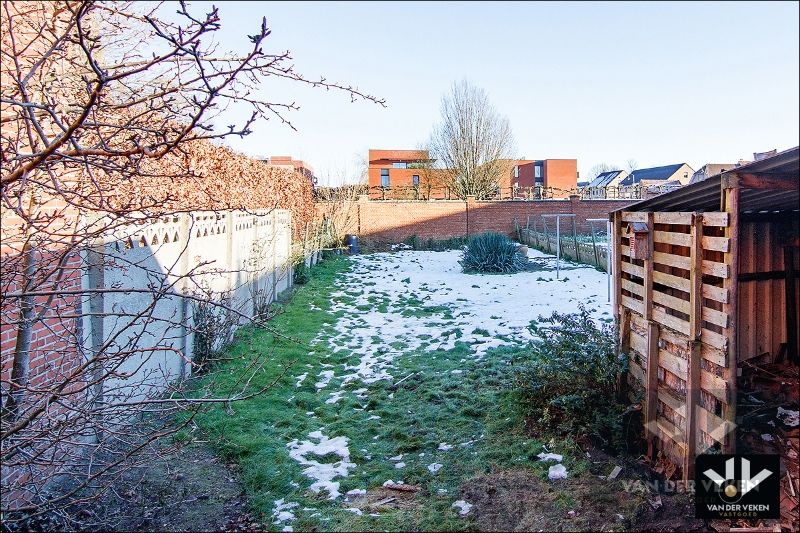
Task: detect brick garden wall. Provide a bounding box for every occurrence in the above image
[318,195,637,245]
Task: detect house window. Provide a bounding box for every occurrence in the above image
[412,174,420,186]
[513,165,519,178]
[381,169,390,187]
[392,162,408,169]
[534,163,542,179]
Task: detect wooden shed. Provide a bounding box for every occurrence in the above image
[610,146,799,481]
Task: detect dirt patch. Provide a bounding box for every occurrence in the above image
[80,441,260,532]
[345,486,421,513]
[461,469,642,532]
[460,466,711,532]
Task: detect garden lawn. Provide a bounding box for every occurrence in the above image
[192,249,619,532]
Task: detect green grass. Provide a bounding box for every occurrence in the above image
[188,256,584,532]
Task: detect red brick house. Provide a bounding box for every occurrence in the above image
[367,149,578,199]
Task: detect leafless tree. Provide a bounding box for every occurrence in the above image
[0,0,383,527]
[426,80,516,200]
[626,159,639,173]
[587,162,620,180]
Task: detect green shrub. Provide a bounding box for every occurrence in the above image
[293,261,310,285]
[514,305,631,452]
[402,234,467,251]
[460,232,526,273]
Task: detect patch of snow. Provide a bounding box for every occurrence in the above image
[315,370,335,390]
[272,499,299,525]
[389,454,404,461]
[451,369,463,374]
[548,464,568,480]
[428,463,443,474]
[777,407,799,427]
[761,434,774,442]
[537,452,563,462]
[438,443,453,451]
[395,462,406,469]
[345,508,363,516]
[326,391,345,404]
[295,373,308,387]
[346,489,366,496]
[452,500,473,515]
[368,415,381,420]
[286,431,355,499]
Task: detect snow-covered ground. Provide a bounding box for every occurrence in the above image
[282,248,612,516]
[327,248,611,360]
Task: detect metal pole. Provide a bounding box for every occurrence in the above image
[556,215,561,279]
[606,220,612,303]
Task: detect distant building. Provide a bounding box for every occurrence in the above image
[582,169,629,199]
[621,163,695,187]
[367,149,578,199]
[506,159,578,197]
[264,156,316,184]
[690,163,742,184]
[367,149,433,190]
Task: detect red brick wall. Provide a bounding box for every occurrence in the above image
[318,195,636,244]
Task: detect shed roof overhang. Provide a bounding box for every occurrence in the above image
[612,146,799,216]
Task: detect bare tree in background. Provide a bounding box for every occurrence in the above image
[626,159,639,173]
[0,0,383,527]
[426,80,515,200]
[587,162,620,180]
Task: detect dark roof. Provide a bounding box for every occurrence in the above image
[621,164,685,186]
[588,170,624,188]
[612,146,799,214]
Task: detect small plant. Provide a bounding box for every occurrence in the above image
[460,232,527,273]
[192,294,238,372]
[514,305,631,452]
[293,261,310,285]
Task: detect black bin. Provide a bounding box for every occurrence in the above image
[345,234,359,255]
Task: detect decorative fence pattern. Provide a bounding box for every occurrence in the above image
[82,209,294,402]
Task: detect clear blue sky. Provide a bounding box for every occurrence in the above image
[196,1,799,185]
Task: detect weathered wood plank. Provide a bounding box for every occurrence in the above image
[653,290,691,314]
[700,370,728,403]
[685,213,703,478]
[621,295,644,314]
[658,418,685,445]
[630,329,648,356]
[653,251,691,270]
[653,307,690,335]
[621,261,645,278]
[697,406,730,444]
[659,348,688,377]
[701,306,729,329]
[659,387,686,417]
[654,230,691,247]
[653,270,692,292]
[654,212,692,225]
[702,212,729,227]
[629,360,645,383]
[701,344,727,368]
[701,284,728,304]
[622,211,649,222]
[701,236,730,253]
[701,260,730,278]
[622,279,645,297]
[701,328,727,350]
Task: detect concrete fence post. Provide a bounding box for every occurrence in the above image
[178,213,192,376]
[272,210,278,301]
